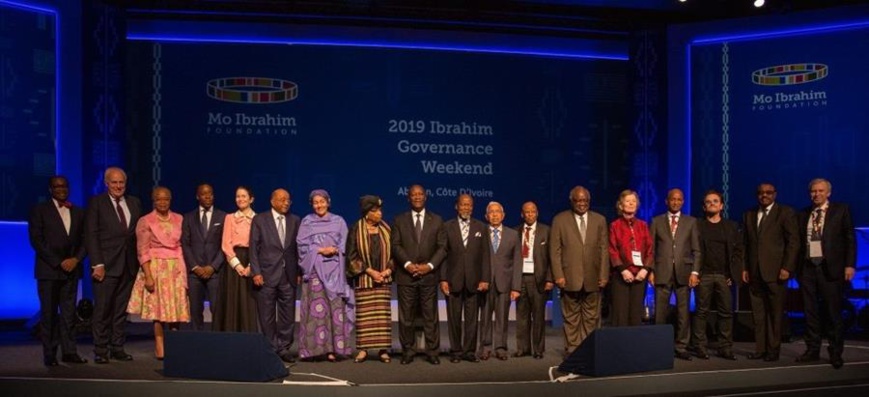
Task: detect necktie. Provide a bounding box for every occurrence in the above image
[758,208,768,229]
[115,197,127,229]
[461,219,469,247]
[811,208,823,240]
[670,214,678,237]
[492,227,500,252]
[580,215,587,243]
[277,215,286,247]
[522,226,531,258]
[57,201,72,209]
[201,208,209,234]
[414,212,422,241]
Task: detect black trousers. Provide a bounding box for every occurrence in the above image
[515,275,546,355]
[446,289,480,356]
[397,283,440,356]
[37,278,80,359]
[800,261,845,358]
[92,272,134,356]
[610,277,646,327]
[188,273,221,331]
[692,274,734,353]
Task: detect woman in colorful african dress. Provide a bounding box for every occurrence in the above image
[127,186,190,360]
[346,195,395,363]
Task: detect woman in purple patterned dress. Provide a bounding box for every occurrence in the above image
[296,189,354,362]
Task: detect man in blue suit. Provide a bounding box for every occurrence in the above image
[28,176,88,366]
[250,188,300,363]
[182,183,227,331]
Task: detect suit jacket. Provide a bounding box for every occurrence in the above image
[249,211,300,288]
[29,200,87,280]
[514,222,552,292]
[697,217,743,280]
[796,202,856,281]
[85,193,142,277]
[649,213,701,285]
[391,209,447,286]
[488,226,522,293]
[181,207,228,273]
[742,203,799,282]
[440,217,491,293]
[549,210,609,292]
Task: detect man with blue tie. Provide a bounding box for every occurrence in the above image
[28,176,88,366]
[795,178,855,369]
[182,183,227,331]
[477,202,521,361]
[250,188,300,363]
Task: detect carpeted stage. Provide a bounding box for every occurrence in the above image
[2,322,869,397]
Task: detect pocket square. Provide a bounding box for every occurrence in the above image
[213,223,221,226]
[474,231,482,237]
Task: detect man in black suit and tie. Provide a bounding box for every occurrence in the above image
[440,194,490,363]
[181,183,227,331]
[649,188,701,361]
[478,202,521,361]
[28,176,88,366]
[250,188,300,363]
[513,201,552,359]
[795,178,855,369]
[85,167,142,363]
[742,182,798,362]
[391,184,447,365]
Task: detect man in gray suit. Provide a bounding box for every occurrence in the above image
[514,201,552,359]
[478,202,521,361]
[550,186,609,356]
[649,188,701,360]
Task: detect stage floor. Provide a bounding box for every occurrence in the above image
[2,322,869,397]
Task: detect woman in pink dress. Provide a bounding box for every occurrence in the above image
[127,186,189,359]
[216,186,258,332]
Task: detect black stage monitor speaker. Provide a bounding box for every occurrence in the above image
[164,331,288,382]
[558,324,674,377]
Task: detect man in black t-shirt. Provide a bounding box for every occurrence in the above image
[692,190,743,360]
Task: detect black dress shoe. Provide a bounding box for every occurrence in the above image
[495,352,508,361]
[795,351,820,363]
[94,355,110,364]
[61,354,88,364]
[110,351,133,361]
[675,351,692,361]
[449,356,461,363]
[427,355,440,365]
[831,355,844,369]
[400,355,414,365]
[513,351,529,358]
[746,352,767,360]
[533,353,543,359]
[44,357,59,367]
[695,351,710,360]
[763,353,780,362]
[479,351,490,361]
[718,351,737,361]
[280,353,296,363]
[463,353,480,363]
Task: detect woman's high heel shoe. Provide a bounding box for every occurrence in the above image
[354,351,367,363]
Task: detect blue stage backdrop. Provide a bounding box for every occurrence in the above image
[691,26,869,226]
[125,42,631,223]
[0,3,56,221]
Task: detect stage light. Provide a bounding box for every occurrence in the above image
[679,0,687,3]
[754,0,765,8]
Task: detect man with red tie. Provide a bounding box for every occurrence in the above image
[513,201,552,359]
[85,167,142,364]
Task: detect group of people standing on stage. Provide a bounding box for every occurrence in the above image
[29,167,854,370]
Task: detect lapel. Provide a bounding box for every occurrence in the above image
[48,201,71,238]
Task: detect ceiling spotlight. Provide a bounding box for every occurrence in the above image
[679,0,687,3]
[754,0,765,7]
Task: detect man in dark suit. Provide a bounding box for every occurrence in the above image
[28,176,88,366]
[795,178,855,369]
[692,189,742,360]
[549,186,609,356]
[85,167,142,363]
[391,184,447,365]
[181,183,227,331]
[477,202,521,361]
[440,194,490,363]
[742,182,798,362]
[249,188,300,363]
[513,201,552,359]
[649,188,701,360]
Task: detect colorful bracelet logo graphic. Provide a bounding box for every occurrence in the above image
[751,63,828,86]
[207,77,299,104]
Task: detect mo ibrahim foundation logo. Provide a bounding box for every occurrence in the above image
[205,77,299,136]
[206,77,299,104]
[751,63,828,112]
